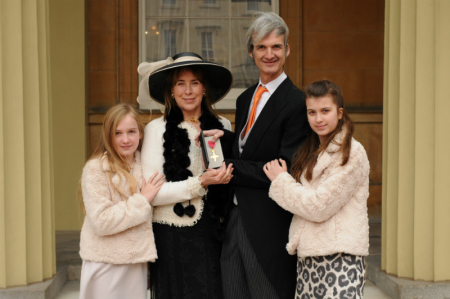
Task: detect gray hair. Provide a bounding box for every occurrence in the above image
[246,12,289,53]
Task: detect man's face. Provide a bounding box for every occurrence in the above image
[249,30,290,84]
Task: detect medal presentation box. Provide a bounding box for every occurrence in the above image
[199,131,224,169]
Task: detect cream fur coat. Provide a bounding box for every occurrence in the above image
[79,151,157,264]
[269,131,370,258]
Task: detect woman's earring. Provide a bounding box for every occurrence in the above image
[203,92,206,96]
[171,93,174,99]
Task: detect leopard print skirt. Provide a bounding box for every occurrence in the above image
[296,253,366,299]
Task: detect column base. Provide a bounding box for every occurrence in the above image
[367,255,450,299]
[0,265,67,299]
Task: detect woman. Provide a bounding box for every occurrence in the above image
[79,103,164,299]
[264,80,370,299]
[137,52,234,299]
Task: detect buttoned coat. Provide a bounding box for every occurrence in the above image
[79,151,157,265]
[268,133,370,258]
[225,77,309,299]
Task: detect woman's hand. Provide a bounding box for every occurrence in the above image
[141,172,165,204]
[263,159,288,181]
[200,162,234,186]
[194,129,224,147]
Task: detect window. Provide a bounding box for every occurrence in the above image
[201,32,214,61]
[203,0,217,5]
[164,30,177,57]
[163,0,176,5]
[247,1,259,11]
[140,0,279,110]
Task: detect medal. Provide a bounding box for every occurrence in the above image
[208,141,220,162]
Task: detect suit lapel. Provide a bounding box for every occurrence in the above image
[240,77,293,159]
[233,84,257,158]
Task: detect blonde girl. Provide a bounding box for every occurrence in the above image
[264,80,370,299]
[79,103,164,299]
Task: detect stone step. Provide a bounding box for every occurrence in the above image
[67,263,81,281]
[367,255,450,299]
[0,265,67,299]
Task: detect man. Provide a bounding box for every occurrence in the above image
[220,12,310,299]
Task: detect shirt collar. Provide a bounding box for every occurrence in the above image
[258,72,287,95]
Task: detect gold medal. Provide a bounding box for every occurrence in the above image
[208,141,220,162]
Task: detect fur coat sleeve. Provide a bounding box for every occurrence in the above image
[268,136,370,257]
[269,141,369,223]
[141,117,196,206]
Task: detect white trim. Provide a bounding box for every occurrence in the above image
[138,0,146,66]
[273,0,279,14]
[212,88,245,110]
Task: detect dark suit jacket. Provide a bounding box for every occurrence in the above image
[225,76,309,299]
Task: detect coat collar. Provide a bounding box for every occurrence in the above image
[310,128,346,180]
[101,151,143,197]
[101,151,141,171]
[325,128,346,153]
[101,151,143,189]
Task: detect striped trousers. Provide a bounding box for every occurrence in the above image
[220,207,280,299]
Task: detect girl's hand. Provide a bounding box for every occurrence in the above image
[194,129,224,147]
[264,159,288,181]
[141,172,165,204]
[200,162,234,186]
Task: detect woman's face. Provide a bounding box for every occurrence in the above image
[306,95,343,144]
[114,114,141,164]
[171,69,205,117]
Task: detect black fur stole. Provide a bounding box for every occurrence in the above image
[162,106,227,239]
[162,106,224,181]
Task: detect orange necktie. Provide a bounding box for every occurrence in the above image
[244,85,268,137]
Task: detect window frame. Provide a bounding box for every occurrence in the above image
[164,29,178,58]
[203,0,217,5]
[162,0,177,6]
[247,1,260,12]
[201,32,214,61]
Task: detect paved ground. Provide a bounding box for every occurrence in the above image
[54,280,392,299]
[55,218,391,299]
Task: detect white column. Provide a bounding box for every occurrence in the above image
[382,0,450,281]
[0,0,55,287]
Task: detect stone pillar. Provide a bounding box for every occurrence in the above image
[0,0,55,287]
[382,0,450,281]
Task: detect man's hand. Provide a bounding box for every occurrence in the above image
[194,129,224,147]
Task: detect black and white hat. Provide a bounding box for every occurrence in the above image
[137,52,233,107]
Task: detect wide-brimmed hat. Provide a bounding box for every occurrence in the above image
[137,52,233,107]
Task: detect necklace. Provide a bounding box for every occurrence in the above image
[184,118,199,123]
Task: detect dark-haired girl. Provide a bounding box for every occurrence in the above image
[264,80,369,299]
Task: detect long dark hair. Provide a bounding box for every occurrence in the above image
[291,80,354,182]
[163,65,219,120]
[161,66,228,240]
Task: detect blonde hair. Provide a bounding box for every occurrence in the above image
[79,103,144,214]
